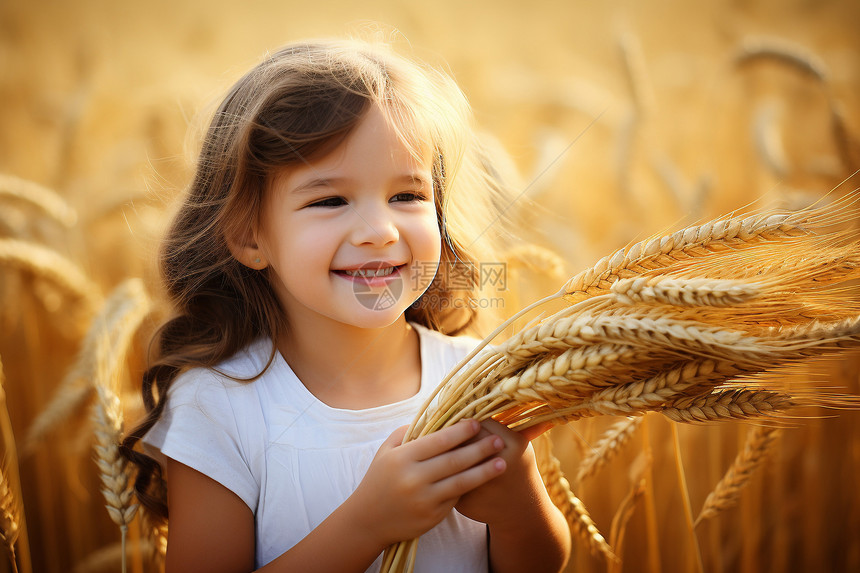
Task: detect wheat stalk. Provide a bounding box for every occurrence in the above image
[695,425,782,526]
[72,538,155,573]
[607,477,646,572]
[671,423,704,573]
[607,451,649,573]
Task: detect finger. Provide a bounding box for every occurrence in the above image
[382,425,409,449]
[419,433,505,483]
[432,456,507,501]
[480,419,527,450]
[406,419,482,461]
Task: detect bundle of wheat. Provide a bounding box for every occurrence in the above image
[380,197,860,573]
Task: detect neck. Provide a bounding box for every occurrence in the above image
[276,315,421,409]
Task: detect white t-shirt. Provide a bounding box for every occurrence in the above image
[143,323,489,572]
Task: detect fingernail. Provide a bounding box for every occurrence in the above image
[494,458,506,472]
[493,437,504,450]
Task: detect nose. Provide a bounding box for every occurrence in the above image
[349,203,399,247]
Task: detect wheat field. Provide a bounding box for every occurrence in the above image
[0,0,858,571]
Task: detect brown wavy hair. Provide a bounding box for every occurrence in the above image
[120,38,515,527]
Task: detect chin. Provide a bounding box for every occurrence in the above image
[349,310,408,330]
[335,300,416,330]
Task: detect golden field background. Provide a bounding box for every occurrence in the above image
[1,0,859,571]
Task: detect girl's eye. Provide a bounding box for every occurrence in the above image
[391,192,427,203]
[308,196,347,208]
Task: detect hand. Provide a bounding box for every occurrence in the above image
[455,420,572,573]
[347,419,507,548]
[454,419,541,528]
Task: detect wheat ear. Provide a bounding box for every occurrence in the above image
[533,434,616,561]
[0,357,29,573]
[611,277,760,307]
[661,389,792,424]
[574,417,643,486]
[494,344,665,405]
[0,174,77,228]
[562,211,811,301]
[736,36,829,82]
[25,279,151,452]
[92,361,139,573]
[0,462,20,573]
[0,239,101,312]
[573,359,744,418]
[695,425,782,526]
[503,310,764,365]
[504,244,566,279]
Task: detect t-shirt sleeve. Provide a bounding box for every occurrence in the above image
[142,371,260,512]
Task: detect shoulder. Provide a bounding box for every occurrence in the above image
[167,338,275,410]
[144,340,275,513]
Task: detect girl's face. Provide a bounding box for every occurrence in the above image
[256,104,442,330]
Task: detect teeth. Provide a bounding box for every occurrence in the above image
[344,266,396,278]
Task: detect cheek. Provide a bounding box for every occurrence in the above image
[261,220,331,265]
[414,219,443,291]
[414,209,443,262]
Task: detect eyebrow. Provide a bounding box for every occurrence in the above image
[288,174,429,195]
[288,177,347,195]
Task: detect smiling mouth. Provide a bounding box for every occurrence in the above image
[342,266,397,278]
[334,264,405,280]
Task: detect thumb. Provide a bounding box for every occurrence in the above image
[381,425,409,449]
[518,421,555,442]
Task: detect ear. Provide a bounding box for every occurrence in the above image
[226,226,268,270]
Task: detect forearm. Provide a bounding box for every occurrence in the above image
[487,477,571,573]
[258,494,386,573]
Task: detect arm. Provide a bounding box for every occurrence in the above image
[165,458,255,573]
[165,458,384,572]
[164,419,508,573]
[456,421,571,573]
[484,453,571,573]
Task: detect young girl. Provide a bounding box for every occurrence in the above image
[122,38,570,573]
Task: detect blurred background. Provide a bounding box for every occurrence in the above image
[1,0,858,571]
